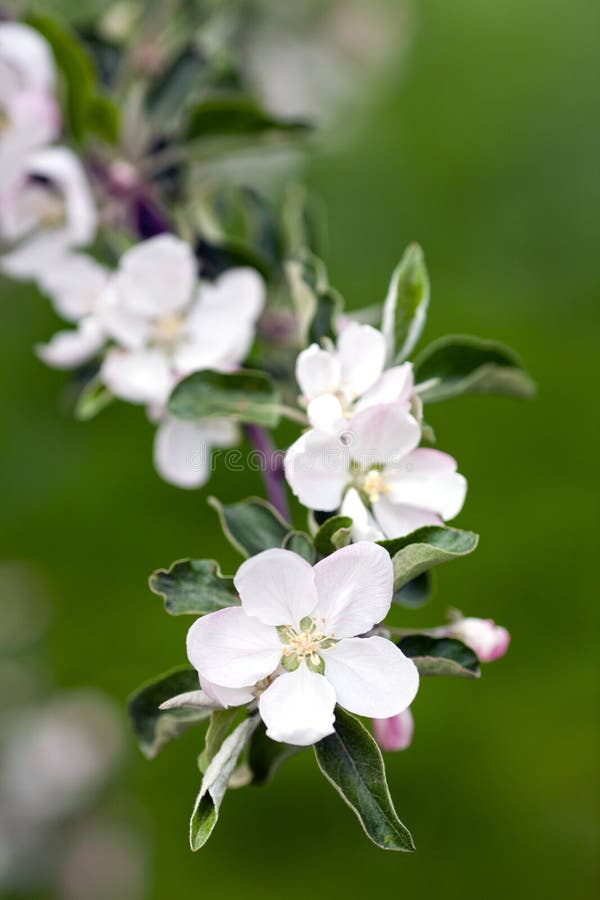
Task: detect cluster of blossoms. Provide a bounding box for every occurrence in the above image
[2,14,530,854]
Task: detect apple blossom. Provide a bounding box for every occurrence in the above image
[447,616,510,662]
[186,542,419,746]
[372,708,414,752]
[285,402,466,538]
[0,147,97,279]
[296,321,415,432]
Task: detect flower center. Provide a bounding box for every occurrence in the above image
[278,617,336,674]
[362,468,390,503]
[152,312,184,345]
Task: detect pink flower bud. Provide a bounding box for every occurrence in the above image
[450,617,510,662]
[372,708,414,752]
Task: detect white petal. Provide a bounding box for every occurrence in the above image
[114,235,196,317]
[284,428,350,511]
[96,281,150,350]
[36,318,104,369]
[0,91,60,193]
[234,548,318,627]
[348,404,421,469]
[27,146,97,245]
[200,678,255,708]
[337,323,386,396]
[39,253,110,322]
[0,23,56,92]
[187,607,281,688]
[354,363,414,413]
[372,498,442,539]
[324,636,419,718]
[199,267,265,321]
[340,488,384,542]
[259,665,336,746]
[100,347,173,406]
[295,344,341,401]
[154,416,238,489]
[306,394,345,432]
[312,542,393,638]
[384,448,467,520]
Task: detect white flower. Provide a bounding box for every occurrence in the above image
[0,23,60,193]
[35,317,105,369]
[98,235,265,408]
[0,147,97,279]
[447,616,510,663]
[285,404,466,538]
[153,416,238,489]
[295,321,414,432]
[39,252,110,323]
[186,543,419,746]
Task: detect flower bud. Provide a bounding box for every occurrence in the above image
[372,708,414,752]
[450,617,510,662]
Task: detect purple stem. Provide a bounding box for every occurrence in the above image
[244,424,290,522]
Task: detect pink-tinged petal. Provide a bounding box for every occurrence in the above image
[348,404,421,469]
[153,416,238,489]
[354,363,414,413]
[200,677,255,708]
[284,428,350,511]
[306,394,345,433]
[337,323,386,396]
[186,607,281,688]
[295,344,341,401]
[35,318,104,369]
[324,636,419,718]
[312,542,393,638]
[450,617,511,662]
[340,488,384,542]
[100,347,173,406]
[372,708,415,752]
[384,448,467,520]
[0,23,56,92]
[234,548,318,627]
[114,235,196,317]
[198,267,265,322]
[372,498,442,539]
[39,253,109,323]
[259,665,336,746]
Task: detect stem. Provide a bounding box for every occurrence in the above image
[244,424,290,522]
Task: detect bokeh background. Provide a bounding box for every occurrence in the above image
[1,0,598,897]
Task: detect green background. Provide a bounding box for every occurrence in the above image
[1,0,598,897]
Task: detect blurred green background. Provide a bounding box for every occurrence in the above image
[1,0,598,897]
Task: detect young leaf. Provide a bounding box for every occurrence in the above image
[168,369,281,428]
[74,376,114,421]
[308,287,342,345]
[379,526,479,590]
[314,515,353,557]
[414,335,536,403]
[382,243,430,364]
[149,559,238,616]
[285,253,331,344]
[248,722,302,785]
[397,635,480,678]
[186,94,309,141]
[281,531,316,563]
[208,496,290,558]
[128,666,208,759]
[392,572,433,608]
[201,708,245,771]
[314,708,415,852]
[190,714,259,851]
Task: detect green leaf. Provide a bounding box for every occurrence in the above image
[168,369,281,428]
[149,559,238,616]
[190,714,259,851]
[382,243,430,364]
[248,722,302,785]
[392,572,432,608]
[209,496,290,558]
[128,666,208,759]
[85,93,120,143]
[285,252,335,345]
[308,286,343,344]
[281,531,316,563]
[187,94,309,141]
[314,708,415,851]
[379,526,479,590]
[199,708,245,772]
[74,376,114,421]
[414,335,536,403]
[314,516,353,557]
[398,635,480,678]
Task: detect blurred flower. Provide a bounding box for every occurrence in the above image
[59,821,148,900]
[186,543,419,746]
[0,147,97,279]
[448,617,511,662]
[372,707,414,752]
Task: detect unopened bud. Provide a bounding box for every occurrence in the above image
[450,617,510,662]
[372,708,414,752]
